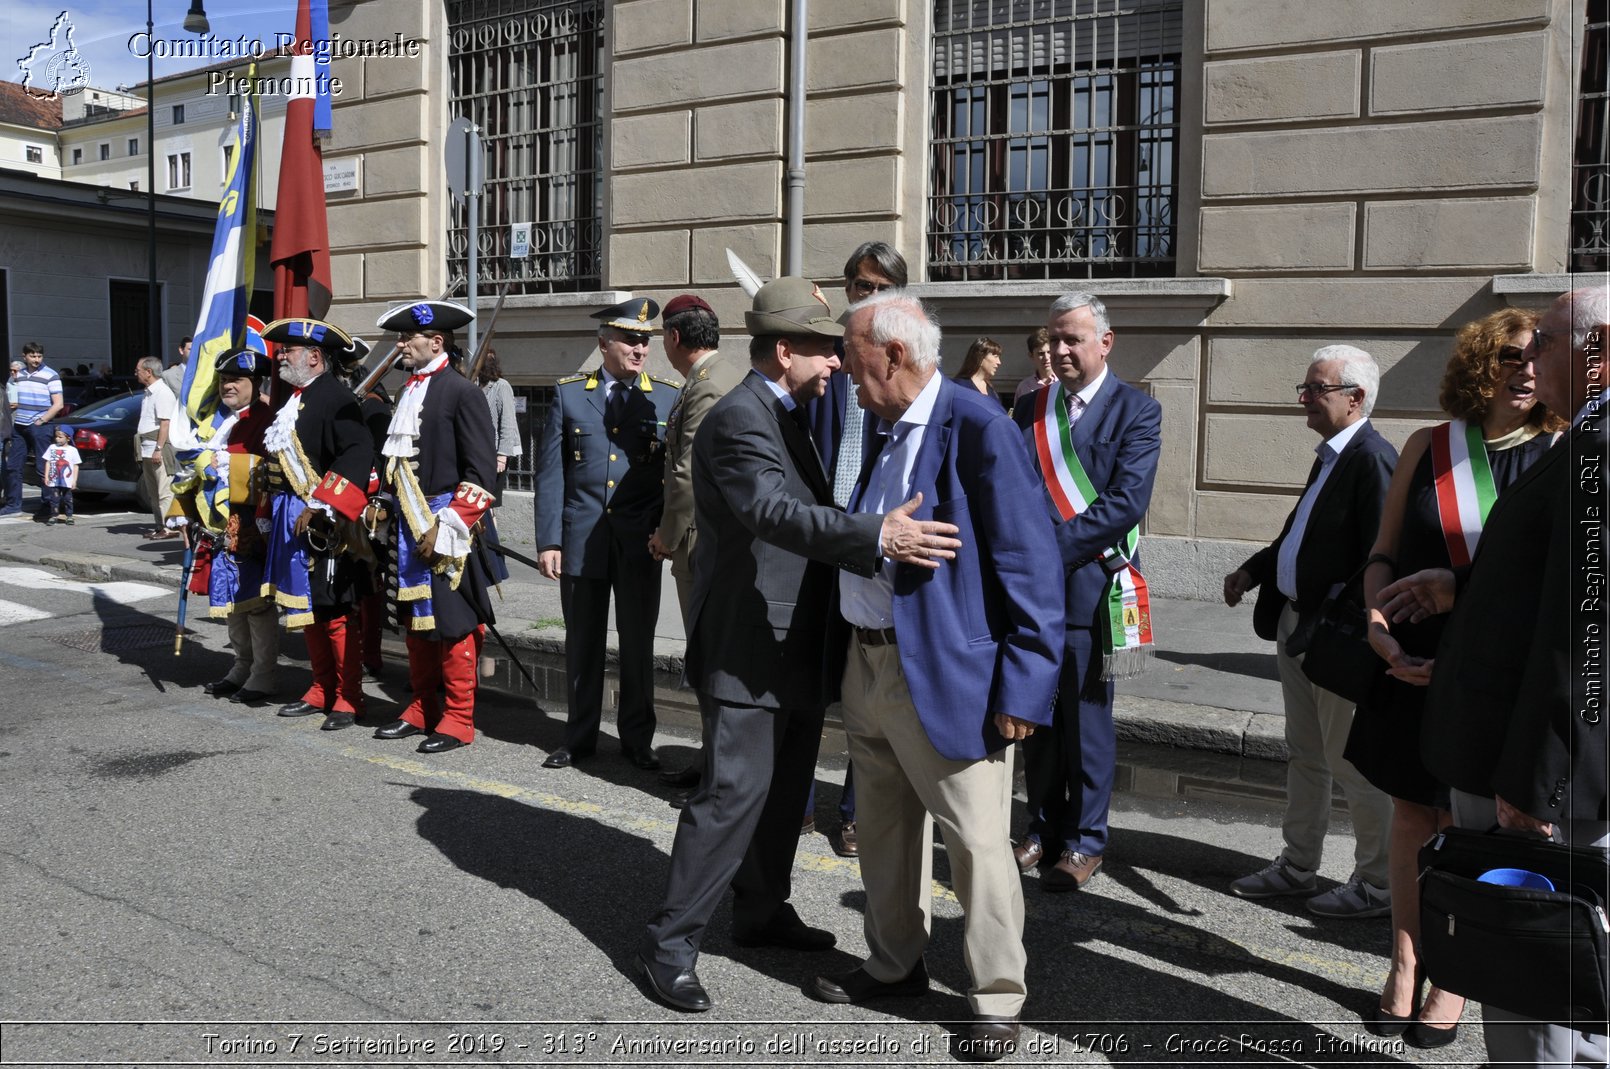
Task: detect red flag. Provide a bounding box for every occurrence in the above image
[270,0,332,323]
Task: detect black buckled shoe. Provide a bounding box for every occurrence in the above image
[418,733,467,754]
[372,719,423,741]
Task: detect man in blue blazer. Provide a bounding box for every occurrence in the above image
[1010,293,1161,892]
[812,292,1062,1062]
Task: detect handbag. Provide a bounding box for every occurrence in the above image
[1418,826,1610,1024]
[1295,564,1379,703]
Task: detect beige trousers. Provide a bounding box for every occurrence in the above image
[841,635,1027,1017]
[224,603,280,692]
[1276,603,1393,886]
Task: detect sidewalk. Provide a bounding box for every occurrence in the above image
[0,495,1289,759]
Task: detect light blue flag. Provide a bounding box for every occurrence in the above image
[311,0,333,137]
[178,63,259,444]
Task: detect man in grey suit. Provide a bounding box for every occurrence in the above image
[636,277,962,1013]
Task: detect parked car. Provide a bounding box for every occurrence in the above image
[23,391,146,508]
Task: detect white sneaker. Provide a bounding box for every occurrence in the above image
[1306,873,1390,918]
[1230,856,1317,899]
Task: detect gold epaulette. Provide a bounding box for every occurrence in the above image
[649,374,681,389]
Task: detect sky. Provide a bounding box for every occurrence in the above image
[6,0,293,97]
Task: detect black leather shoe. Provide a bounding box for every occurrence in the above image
[543,747,577,769]
[668,788,694,810]
[659,765,700,788]
[372,719,423,741]
[813,960,928,1004]
[204,678,241,698]
[622,745,661,771]
[229,688,270,705]
[277,700,319,718]
[956,1014,1020,1062]
[636,954,712,1012]
[320,712,355,731]
[418,733,468,754]
[733,915,836,952]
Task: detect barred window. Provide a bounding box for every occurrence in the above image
[447,0,605,296]
[928,0,1182,281]
[1571,0,1608,274]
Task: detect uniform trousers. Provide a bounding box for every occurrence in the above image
[1276,603,1392,885]
[640,691,824,969]
[841,634,1026,1018]
[558,527,661,753]
[1451,790,1609,1068]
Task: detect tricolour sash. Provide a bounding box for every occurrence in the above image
[1032,382,1153,680]
[1429,419,1497,568]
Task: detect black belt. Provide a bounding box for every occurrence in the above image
[855,626,897,647]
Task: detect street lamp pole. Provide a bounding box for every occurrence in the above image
[144,0,211,371]
[146,0,157,369]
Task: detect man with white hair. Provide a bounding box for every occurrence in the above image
[812,292,1062,1062]
[1384,286,1608,1064]
[1224,344,1397,916]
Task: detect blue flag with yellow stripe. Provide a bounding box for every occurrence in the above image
[179,63,259,441]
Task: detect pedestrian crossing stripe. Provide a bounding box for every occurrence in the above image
[0,600,50,627]
[0,566,168,604]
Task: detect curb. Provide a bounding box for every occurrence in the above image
[15,548,1289,763]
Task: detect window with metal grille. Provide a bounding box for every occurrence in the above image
[1572,0,1608,274]
[928,0,1182,281]
[504,383,555,492]
[446,0,605,296]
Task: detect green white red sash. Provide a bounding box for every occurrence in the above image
[1429,419,1497,568]
[1031,382,1153,680]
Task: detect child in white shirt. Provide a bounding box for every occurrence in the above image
[41,426,80,524]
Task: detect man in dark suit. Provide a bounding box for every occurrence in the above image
[1009,293,1161,892]
[534,298,679,771]
[1224,345,1397,917]
[804,241,908,856]
[812,292,1063,1063]
[649,293,744,798]
[636,277,960,1014]
[1385,286,1608,1064]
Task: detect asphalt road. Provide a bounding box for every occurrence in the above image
[0,557,1486,1068]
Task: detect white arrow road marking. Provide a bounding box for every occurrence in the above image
[0,600,52,627]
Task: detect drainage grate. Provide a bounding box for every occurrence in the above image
[52,625,186,654]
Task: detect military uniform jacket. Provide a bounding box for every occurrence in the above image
[385,367,499,641]
[535,368,679,577]
[266,372,373,520]
[658,350,746,578]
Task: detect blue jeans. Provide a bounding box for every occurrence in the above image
[4,423,50,509]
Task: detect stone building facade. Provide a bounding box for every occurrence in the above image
[317,0,1605,596]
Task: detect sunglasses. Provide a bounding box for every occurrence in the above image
[849,278,895,297]
[1497,346,1533,368]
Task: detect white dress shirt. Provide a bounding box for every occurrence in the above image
[1275,417,1368,602]
[839,370,944,628]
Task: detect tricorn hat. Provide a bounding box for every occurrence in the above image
[743,277,844,338]
[262,317,357,354]
[213,348,272,379]
[377,300,475,334]
[591,297,660,333]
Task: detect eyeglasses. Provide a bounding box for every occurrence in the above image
[1532,327,1557,351]
[1295,382,1356,398]
[849,278,895,297]
[1497,346,1533,368]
